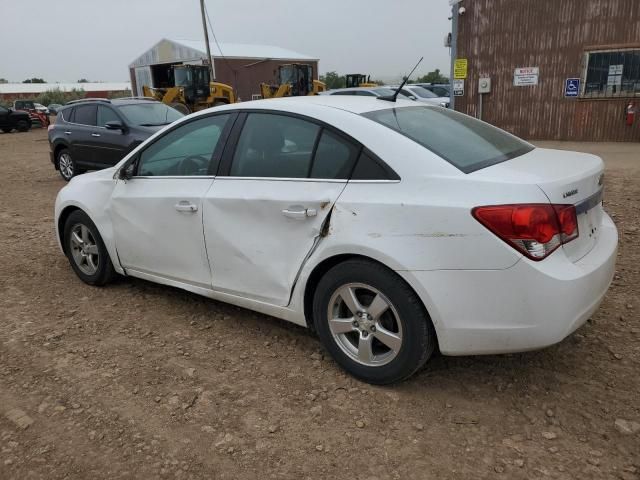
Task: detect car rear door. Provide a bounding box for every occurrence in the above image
[68,104,98,168]
[202,111,360,306]
[109,113,234,287]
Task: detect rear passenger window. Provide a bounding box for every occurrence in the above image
[73,105,97,126]
[351,150,398,180]
[310,130,359,179]
[230,113,320,178]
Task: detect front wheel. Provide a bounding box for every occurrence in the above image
[313,259,436,384]
[16,120,30,132]
[1,128,12,133]
[63,210,115,286]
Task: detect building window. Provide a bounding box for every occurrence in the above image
[582,49,640,98]
[251,94,263,100]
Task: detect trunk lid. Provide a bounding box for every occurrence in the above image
[473,148,605,262]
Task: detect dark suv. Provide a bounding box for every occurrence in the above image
[0,105,32,133]
[48,98,184,181]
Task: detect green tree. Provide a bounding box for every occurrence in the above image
[36,88,86,106]
[415,69,449,84]
[0,78,8,84]
[319,71,345,89]
[77,78,89,83]
[23,78,46,84]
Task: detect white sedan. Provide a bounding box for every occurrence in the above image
[54,96,618,384]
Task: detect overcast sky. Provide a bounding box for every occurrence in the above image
[1,0,452,83]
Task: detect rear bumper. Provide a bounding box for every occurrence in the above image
[399,212,618,355]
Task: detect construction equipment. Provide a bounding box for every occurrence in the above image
[142,64,235,114]
[345,74,376,88]
[260,64,326,99]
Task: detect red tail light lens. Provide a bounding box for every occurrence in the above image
[472,204,578,260]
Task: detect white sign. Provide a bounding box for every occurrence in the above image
[514,67,539,86]
[608,64,623,75]
[607,75,622,86]
[453,79,464,96]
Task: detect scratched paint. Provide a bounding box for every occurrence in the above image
[456,0,640,141]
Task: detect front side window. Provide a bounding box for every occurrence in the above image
[73,104,97,126]
[230,113,320,178]
[97,106,121,127]
[136,115,230,176]
[583,49,640,98]
[363,106,533,173]
[117,103,183,127]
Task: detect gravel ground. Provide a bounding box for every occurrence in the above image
[0,128,638,480]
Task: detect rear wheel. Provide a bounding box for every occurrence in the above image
[16,120,30,132]
[313,259,436,384]
[57,149,80,181]
[63,210,115,286]
[1,128,11,133]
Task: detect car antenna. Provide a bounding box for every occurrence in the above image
[378,56,424,102]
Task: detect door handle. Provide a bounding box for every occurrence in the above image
[91,133,101,137]
[64,131,72,135]
[282,207,317,220]
[174,201,198,213]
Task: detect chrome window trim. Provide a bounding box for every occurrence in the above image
[130,175,216,180]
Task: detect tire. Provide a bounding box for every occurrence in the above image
[16,120,30,132]
[57,149,79,181]
[313,259,436,384]
[63,210,115,286]
[1,128,11,133]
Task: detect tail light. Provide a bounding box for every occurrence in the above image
[47,124,54,132]
[472,204,579,261]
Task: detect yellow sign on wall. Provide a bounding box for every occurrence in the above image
[454,58,468,79]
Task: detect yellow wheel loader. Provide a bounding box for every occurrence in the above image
[142,64,235,114]
[260,64,326,99]
[345,73,376,88]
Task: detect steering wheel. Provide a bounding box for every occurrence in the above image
[177,155,208,176]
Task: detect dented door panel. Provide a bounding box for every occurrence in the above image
[203,178,346,306]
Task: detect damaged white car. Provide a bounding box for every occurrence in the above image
[54,96,618,384]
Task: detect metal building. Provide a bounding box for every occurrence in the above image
[128,38,319,102]
[453,0,640,141]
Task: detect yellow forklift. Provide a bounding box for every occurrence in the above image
[142,64,235,114]
[260,64,326,99]
[345,73,376,88]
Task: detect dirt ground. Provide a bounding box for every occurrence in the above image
[0,128,638,480]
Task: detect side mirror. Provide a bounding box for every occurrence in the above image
[118,162,135,180]
[105,120,125,131]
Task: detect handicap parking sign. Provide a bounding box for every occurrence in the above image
[565,78,580,97]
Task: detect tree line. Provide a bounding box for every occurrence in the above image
[319,69,449,90]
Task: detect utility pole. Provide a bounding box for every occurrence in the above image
[449,0,460,110]
[200,0,216,80]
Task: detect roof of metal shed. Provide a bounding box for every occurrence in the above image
[0,82,131,95]
[129,38,318,68]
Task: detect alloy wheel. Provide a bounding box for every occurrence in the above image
[59,153,74,180]
[327,283,403,366]
[69,224,100,275]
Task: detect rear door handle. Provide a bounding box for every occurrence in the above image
[282,206,317,220]
[175,201,198,213]
[91,133,101,137]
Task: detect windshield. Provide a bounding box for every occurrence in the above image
[117,103,184,126]
[363,106,533,173]
[407,86,438,98]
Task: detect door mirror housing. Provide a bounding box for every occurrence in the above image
[118,162,135,180]
[105,120,125,131]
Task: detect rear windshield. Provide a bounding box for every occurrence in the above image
[408,86,438,98]
[362,106,533,173]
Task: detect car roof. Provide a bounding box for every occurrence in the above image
[221,95,419,115]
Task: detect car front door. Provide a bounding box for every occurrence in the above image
[203,112,360,306]
[93,105,129,166]
[109,113,234,286]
